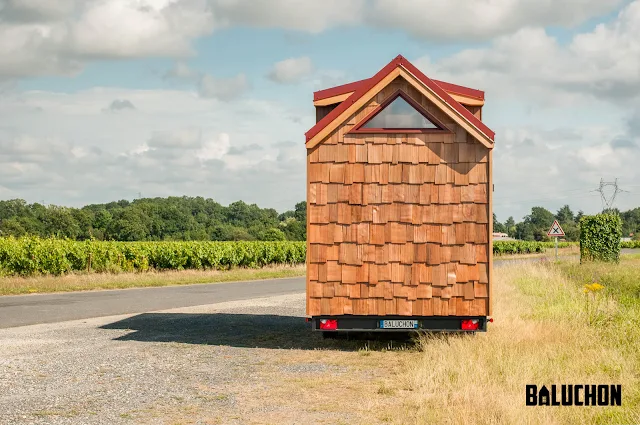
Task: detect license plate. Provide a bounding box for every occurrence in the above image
[379,320,419,329]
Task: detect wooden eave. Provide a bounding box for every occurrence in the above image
[313,75,486,107]
[305,55,495,150]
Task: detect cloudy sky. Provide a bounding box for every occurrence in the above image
[1,0,639,221]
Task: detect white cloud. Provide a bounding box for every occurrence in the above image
[0,0,78,22]
[366,0,623,40]
[0,0,215,79]
[491,122,640,221]
[211,0,365,33]
[198,73,250,100]
[69,0,215,59]
[196,132,231,161]
[414,1,640,104]
[0,0,629,80]
[105,99,136,112]
[0,87,309,209]
[162,62,251,99]
[164,61,200,81]
[267,56,313,84]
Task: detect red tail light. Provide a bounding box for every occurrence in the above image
[319,319,338,330]
[461,319,479,330]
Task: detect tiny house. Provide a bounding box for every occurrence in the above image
[304,55,495,333]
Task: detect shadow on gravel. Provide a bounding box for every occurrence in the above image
[100,313,416,351]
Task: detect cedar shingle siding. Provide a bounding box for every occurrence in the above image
[307,76,492,317]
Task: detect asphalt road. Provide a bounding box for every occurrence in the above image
[2,249,637,329]
[0,277,305,329]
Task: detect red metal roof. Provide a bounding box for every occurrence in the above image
[313,78,370,102]
[314,77,484,102]
[306,55,494,143]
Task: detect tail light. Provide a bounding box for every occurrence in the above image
[461,319,479,330]
[319,319,338,330]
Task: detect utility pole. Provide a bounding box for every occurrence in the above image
[592,178,627,212]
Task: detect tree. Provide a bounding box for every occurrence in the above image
[504,216,516,237]
[493,213,507,233]
[621,207,640,237]
[279,217,306,241]
[0,218,26,236]
[260,228,286,241]
[518,207,555,241]
[555,205,579,241]
[515,222,535,241]
[41,206,81,239]
[294,201,307,223]
[555,205,575,223]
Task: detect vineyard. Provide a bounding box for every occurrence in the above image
[0,237,638,276]
[0,237,305,276]
[492,240,575,255]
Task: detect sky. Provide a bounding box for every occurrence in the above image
[1,0,640,222]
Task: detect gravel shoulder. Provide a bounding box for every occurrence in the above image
[0,294,411,425]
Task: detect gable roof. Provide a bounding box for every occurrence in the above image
[314,77,484,103]
[305,55,495,148]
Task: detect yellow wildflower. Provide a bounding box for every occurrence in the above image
[583,283,605,293]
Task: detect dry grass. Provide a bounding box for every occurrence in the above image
[0,265,305,296]
[385,259,640,424]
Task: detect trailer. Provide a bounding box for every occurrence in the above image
[304,55,495,334]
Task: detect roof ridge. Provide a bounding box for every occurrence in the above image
[305,55,495,143]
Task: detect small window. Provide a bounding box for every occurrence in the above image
[362,96,438,129]
[349,91,448,134]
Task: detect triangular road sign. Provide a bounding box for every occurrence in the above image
[547,220,565,237]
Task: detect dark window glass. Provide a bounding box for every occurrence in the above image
[362,97,438,129]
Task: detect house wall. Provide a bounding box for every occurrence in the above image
[306,77,491,317]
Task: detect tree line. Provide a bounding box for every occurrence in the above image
[1,197,639,242]
[0,197,306,242]
[494,205,640,242]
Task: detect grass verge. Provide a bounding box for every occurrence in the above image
[383,257,640,424]
[0,265,305,296]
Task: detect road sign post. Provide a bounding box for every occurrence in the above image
[547,220,565,262]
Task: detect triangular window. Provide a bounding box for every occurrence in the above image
[349,91,448,134]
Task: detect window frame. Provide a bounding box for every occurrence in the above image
[347,90,452,134]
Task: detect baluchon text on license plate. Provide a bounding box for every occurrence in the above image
[379,320,419,329]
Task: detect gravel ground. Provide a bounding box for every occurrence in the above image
[0,293,406,425]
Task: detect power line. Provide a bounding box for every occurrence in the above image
[591,178,628,212]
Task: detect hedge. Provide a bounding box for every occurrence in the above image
[579,214,622,263]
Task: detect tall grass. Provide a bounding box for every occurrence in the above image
[389,259,640,424]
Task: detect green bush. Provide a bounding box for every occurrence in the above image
[0,237,306,276]
[579,214,622,263]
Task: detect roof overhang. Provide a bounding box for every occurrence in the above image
[305,55,495,150]
[313,76,485,107]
